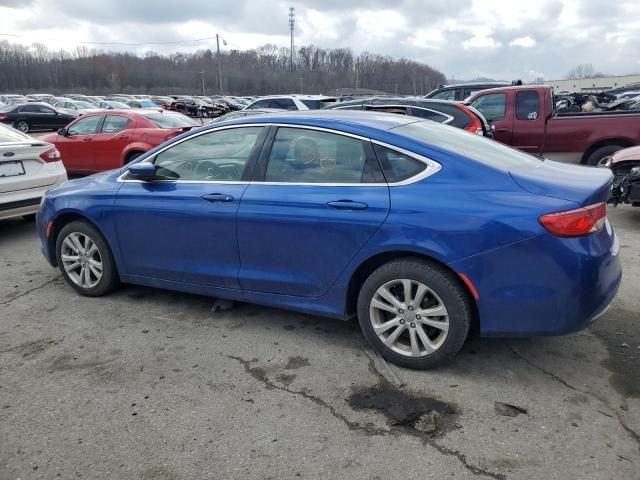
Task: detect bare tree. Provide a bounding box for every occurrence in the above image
[564,64,596,80]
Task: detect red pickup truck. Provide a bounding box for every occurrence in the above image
[467,85,640,165]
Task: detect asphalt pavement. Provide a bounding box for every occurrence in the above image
[0,206,638,480]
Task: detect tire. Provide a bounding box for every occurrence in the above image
[14,120,29,133]
[357,258,472,369]
[585,145,624,167]
[124,151,143,164]
[55,220,119,297]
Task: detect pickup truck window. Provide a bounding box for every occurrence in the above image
[516,91,540,120]
[471,93,506,122]
[393,120,542,170]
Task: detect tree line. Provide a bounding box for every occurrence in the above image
[0,40,446,96]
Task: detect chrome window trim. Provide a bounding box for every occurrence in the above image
[117,122,441,186]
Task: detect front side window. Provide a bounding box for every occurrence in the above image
[37,105,55,114]
[429,89,456,101]
[471,93,506,121]
[68,116,102,135]
[515,91,540,120]
[264,127,377,184]
[373,144,427,183]
[152,127,264,181]
[102,115,131,133]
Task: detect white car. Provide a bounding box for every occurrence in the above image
[0,123,67,221]
[53,100,101,116]
[244,95,337,111]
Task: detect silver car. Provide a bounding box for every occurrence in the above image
[0,124,67,221]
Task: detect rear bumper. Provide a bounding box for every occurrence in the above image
[0,172,67,221]
[449,220,622,336]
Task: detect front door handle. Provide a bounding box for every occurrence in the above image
[327,200,368,210]
[82,137,93,142]
[202,193,234,203]
[116,135,130,140]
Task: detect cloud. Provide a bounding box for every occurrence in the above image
[2,0,640,81]
[509,36,536,47]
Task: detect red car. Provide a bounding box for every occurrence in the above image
[40,110,198,174]
[466,85,640,165]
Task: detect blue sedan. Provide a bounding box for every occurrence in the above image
[36,111,622,368]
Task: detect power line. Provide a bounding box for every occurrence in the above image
[0,32,222,46]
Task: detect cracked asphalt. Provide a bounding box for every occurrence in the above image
[1,206,639,480]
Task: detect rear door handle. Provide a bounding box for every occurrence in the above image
[117,135,130,140]
[327,200,368,210]
[202,193,234,203]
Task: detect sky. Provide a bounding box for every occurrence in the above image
[1,0,639,81]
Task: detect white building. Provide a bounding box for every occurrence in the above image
[544,75,640,92]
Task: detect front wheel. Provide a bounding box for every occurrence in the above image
[357,259,472,369]
[56,220,119,296]
[14,120,30,133]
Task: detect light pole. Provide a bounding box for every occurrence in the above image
[216,34,227,95]
[200,71,206,96]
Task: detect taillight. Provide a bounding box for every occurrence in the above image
[39,147,61,163]
[457,104,484,135]
[539,203,606,237]
[0,114,8,121]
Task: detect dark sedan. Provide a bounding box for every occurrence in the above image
[324,97,491,136]
[0,102,76,133]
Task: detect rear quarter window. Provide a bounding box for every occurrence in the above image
[393,121,542,170]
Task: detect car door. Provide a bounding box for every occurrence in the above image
[510,90,545,154]
[55,115,104,173]
[35,104,60,129]
[92,114,134,171]
[236,126,390,297]
[113,126,268,287]
[470,92,513,144]
[17,104,40,128]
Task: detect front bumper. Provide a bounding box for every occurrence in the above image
[449,220,622,336]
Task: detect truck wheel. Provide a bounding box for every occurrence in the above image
[585,145,624,167]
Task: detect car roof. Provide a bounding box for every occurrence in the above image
[207,109,419,133]
[438,82,510,89]
[252,95,335,100]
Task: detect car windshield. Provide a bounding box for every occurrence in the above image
[393,121,542,170]
[74,101,95,109]
[142,113,199,128]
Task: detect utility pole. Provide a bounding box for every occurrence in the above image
[289,7,295,72]
[299,75,303,94]
[394,83,398,95]
[199,71,206,96]
[216,34,223,95]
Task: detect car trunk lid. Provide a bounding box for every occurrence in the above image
[0,142,58,194]
[509,160,613,207]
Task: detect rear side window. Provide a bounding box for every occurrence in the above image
[264,127,378,184]
[102,115,131,133]
[19,105,39,113]
[471,93,506,121]
[516,91,540,120]
[392,120,542,170]
[269,98,296,110]
[373,144,427,183]
[409,107,451,123]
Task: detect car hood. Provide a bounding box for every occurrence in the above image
[510,160,613,207]
[611,146,640,164]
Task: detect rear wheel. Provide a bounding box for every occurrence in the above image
[585,145,625,167]
[56,220,119,296]
[357,259,472,369]
[124,151,143,164]
[14,120,29,133]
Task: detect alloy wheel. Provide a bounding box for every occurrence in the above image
[369,278,449,357]
[60,232,103,289]
[15,121,29,133]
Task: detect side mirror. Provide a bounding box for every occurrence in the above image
[58,128,68,136]
[127,162,156,181]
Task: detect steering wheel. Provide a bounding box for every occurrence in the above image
[194,161,221,179]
